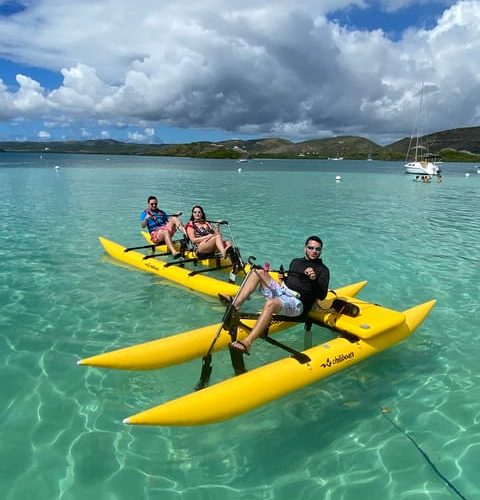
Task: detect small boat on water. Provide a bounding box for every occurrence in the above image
[79,282,435,426]
[405,153,440,176]
[367,145,373,161]
[329,143,344,161]
[79,281,366,371]
[405,84,441,176]
[87,235,436,426]
[99,236,243,297]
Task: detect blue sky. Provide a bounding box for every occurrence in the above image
[1,0,478,145]
[328,2,448,38]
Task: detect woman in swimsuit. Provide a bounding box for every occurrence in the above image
[185,205,232,258]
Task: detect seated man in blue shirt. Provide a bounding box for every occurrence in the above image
[140,195,185,258]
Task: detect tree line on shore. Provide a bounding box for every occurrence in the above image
[1,126,480,162]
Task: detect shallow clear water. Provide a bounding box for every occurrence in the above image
[1,153,479,499]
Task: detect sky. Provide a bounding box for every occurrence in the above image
[0,0,479,145]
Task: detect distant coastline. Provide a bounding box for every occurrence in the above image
[2,125,480,162]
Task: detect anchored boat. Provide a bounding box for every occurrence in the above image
[404,83,441,176]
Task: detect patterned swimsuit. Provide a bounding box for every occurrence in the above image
[186,221,215,251]
[192,222,214,236]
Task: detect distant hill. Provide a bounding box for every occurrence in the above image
[385,127,480,161]
[285,136,380,159]
[2,126,480,161]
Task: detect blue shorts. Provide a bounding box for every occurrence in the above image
[259,278,304,317]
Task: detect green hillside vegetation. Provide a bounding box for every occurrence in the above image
[2,126,480,161]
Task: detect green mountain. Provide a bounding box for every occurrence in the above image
[385,127,480,161]
[2,126,480,161]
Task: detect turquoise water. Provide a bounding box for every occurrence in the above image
[1,153,479,499]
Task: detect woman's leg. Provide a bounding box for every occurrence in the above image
[214,233,228,258]
[196,238,217,255]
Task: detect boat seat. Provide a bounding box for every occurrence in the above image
[310,298,406,340]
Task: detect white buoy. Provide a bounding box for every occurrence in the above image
[335,175,342,181]
[465,172,470,177]
[54,165,60,170]
[238,167,242,173]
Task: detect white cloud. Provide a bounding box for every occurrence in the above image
[12,75,47,112]
[127,127,156,142]
[37,130,51,139]
[43,116,74,128]
[48,64,113,113]
[0,0,479,142]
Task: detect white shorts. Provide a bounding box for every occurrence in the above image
[259,278,304,317]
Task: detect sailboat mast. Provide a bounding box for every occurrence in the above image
[404,82,439,175]
[415,83,425,162]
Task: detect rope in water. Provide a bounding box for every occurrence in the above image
[353,370,468,500]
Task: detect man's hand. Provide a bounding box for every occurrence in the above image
[305,267,316,280]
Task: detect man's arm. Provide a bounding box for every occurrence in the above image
[140,211,149,228]
[315,264,330,300]
[287,258,304,276]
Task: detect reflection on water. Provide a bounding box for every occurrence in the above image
[0,153,478,499]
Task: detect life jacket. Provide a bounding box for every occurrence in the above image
[145,208,169,233]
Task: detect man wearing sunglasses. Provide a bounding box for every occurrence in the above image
[224,236,330,355]
[140,195,185,258]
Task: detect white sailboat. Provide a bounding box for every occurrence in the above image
[367,145,373,161]
[405,83,440,175]
[329,143,343,161]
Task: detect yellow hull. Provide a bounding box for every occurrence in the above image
[141,230,236,271]
[123,299,435,426]
[99,236,240,297]
[79,281,368,370]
